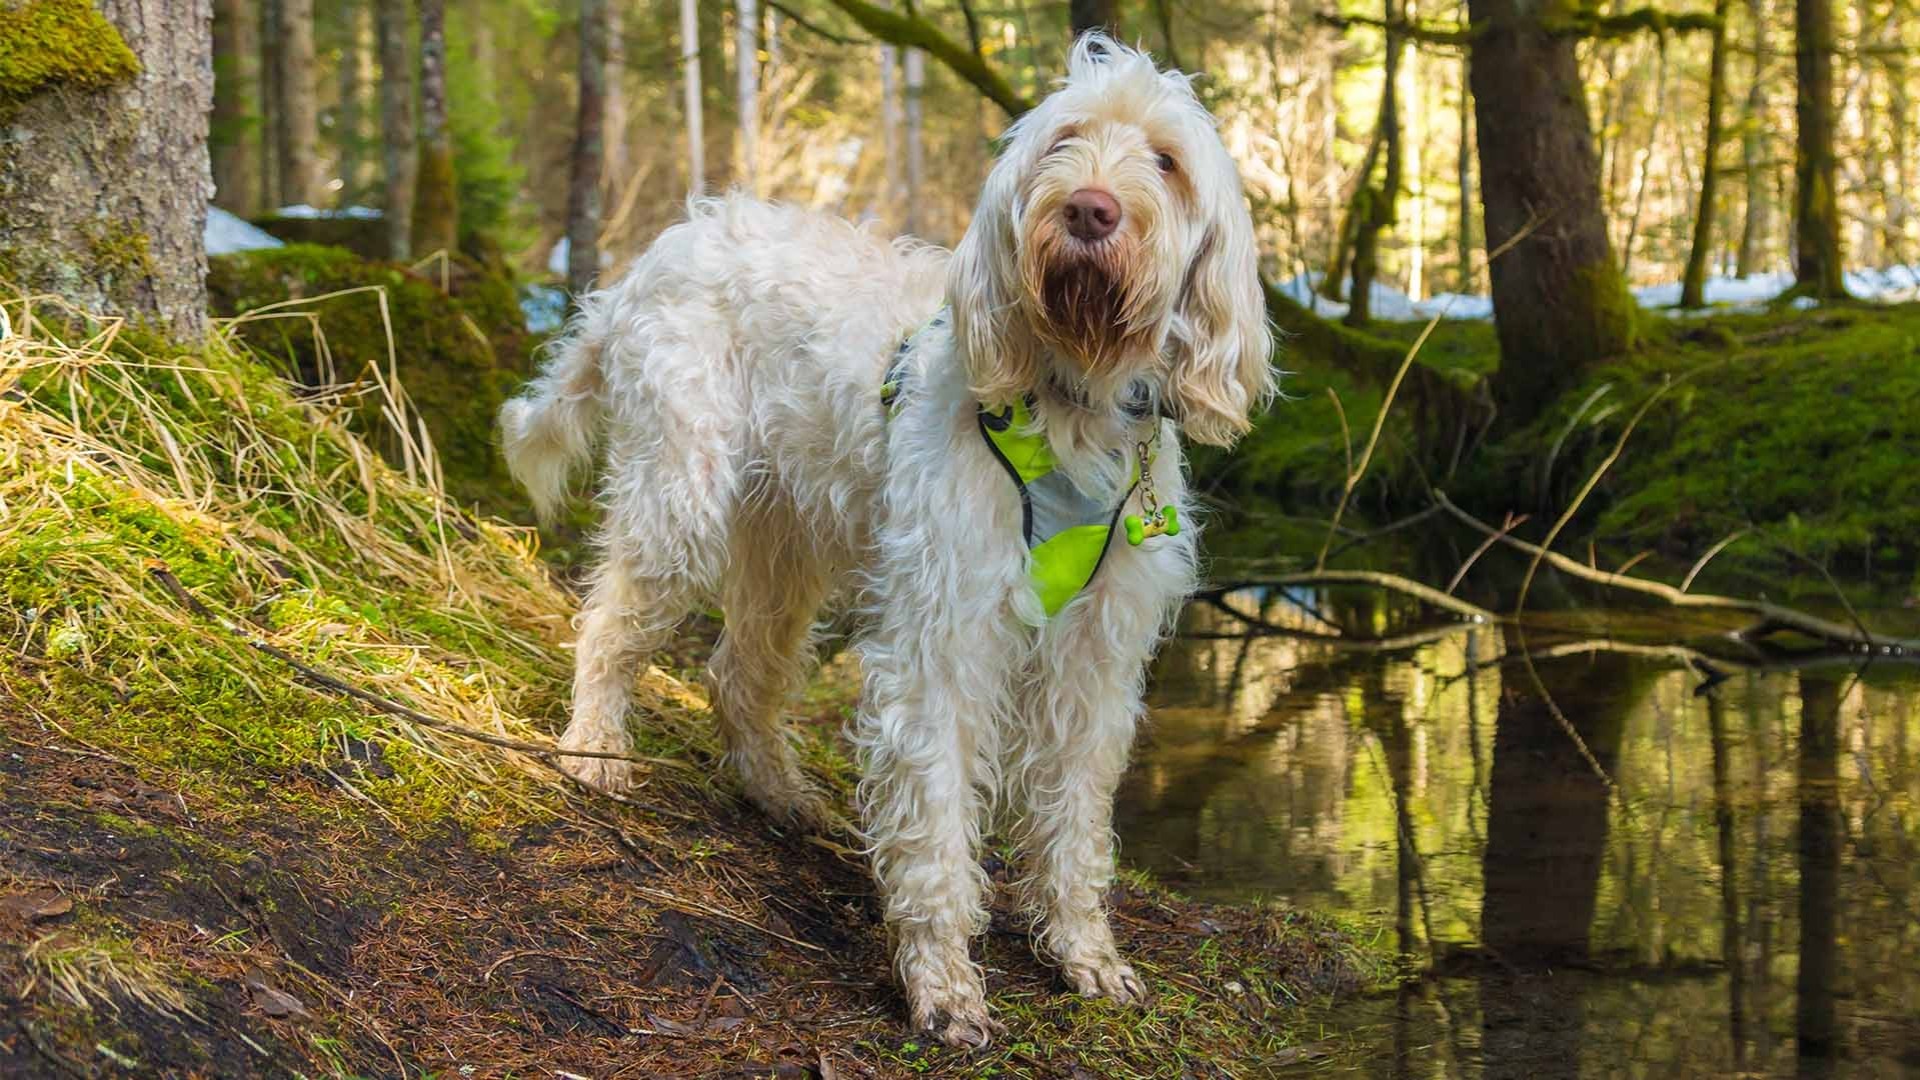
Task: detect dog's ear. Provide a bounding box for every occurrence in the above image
[949,146,1043,406]
[1166,172,1276,448]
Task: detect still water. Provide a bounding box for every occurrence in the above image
[1118,589,1920,1078]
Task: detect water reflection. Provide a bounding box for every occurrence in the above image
[1117,592,1920,1078]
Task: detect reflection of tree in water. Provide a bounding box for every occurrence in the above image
[1797,672,1841,1075]
[1475,651,1639,1075]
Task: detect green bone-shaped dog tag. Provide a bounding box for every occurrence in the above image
[1124,506,1179,546]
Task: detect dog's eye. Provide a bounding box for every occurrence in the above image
[1156,152,1177,173]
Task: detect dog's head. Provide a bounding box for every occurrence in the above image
[948,35,1275,446]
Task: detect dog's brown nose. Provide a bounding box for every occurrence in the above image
[1063,188,1121,241]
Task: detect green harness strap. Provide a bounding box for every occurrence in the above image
[884,326,1177,618]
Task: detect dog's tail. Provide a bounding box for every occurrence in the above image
[499,303,607,525]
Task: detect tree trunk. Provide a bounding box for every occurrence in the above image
[1466,0,1635,419]
[1345,4,1404,327]
[411,0,458,255]
[211,0,260,214]
[877,40,902,224]
[698,0,732,190]
[336,1,375,203]
[605,0,627,181]
[260,0,282,203]
[1736,0,1771,276]
[1793,0,1847,296]
[567,0,607,297]
[736,0,758,193]
[680,0,705,194]
[1455,40,1474,292]
[0,0,213,339]
[277,0,319,205]
[903,46,925,236]
[376,0,417,258]
[1680,0,1733,307]
[1070,0,1119,37]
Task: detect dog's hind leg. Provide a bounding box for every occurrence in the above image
[707,495,841,833]
[558,330,743,794]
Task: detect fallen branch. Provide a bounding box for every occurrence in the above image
[1431,493,1918,653]
[817,0,1032,116]
[1198,570,1496,624]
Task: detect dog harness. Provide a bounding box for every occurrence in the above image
[881,319,1179,618]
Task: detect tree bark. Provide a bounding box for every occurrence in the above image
[376,0,417,258]
[1466,0,1635,419]
[1736,0,1770,276]
[0,0,213,339]
[680,0,705,194]
[567,0,607,297]
[1070,0,1120,37]
[736,0,758,193]
[1680,0,1733,307]
[277,0,319,205]
[411,0,458,255]
[877,38,902,225]
[1793,0,1847,296]
[211,0,260,214]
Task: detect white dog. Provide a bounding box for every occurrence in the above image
[500,36,1274,1047]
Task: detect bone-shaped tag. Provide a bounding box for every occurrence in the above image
[1125,506,1180,546]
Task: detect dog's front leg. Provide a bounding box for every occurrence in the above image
[856,626,1014,1049]
[1018,533,1191,1007]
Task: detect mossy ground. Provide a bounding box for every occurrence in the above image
[1227,302,1920,588]
[206,243,537,516]
[0,294,1388,1076]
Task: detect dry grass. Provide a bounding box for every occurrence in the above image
[0,288,721,829]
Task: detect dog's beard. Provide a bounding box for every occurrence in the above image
[1022,237,1156,375]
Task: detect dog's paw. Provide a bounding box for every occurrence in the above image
[555,731,634,794]
[1063,954,1147,1006]
[913,994,1005,1050]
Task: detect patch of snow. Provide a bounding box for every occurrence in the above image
[520,284,568,335]
[273,204,384,220]
[204,207,284,255]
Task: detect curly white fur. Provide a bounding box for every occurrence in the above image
[500,36,1274,1048]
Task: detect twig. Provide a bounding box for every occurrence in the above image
[1681,529,1748,592]
[1446,512,1529,594]
[1316,311,1444,570]
[1432,494,1917,652]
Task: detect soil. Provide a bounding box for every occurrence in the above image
[0,703,1368,1079]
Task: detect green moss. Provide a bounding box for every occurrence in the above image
[83,218,154,282]
[206,243,533,512]
[0,0,140,106]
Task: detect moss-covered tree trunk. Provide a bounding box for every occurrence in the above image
[276,0,318,205]
[0,0,213,339]
[566,0,605,297]
[376,0,415,258]
[211,0,260,213]
[1679,0,1733,308]
[410,0,457,255]
[1793,0,1847,298]
[1455,40,1475,293]
[1466,0,1634,420]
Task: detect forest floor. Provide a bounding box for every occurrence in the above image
[0,297,1383,1078]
